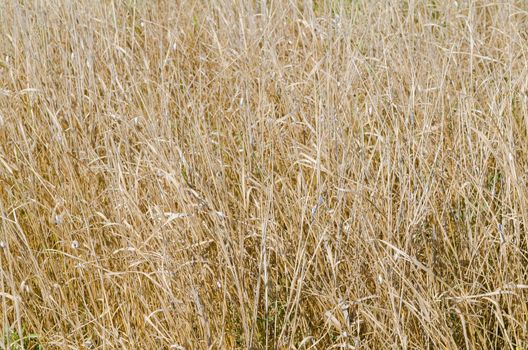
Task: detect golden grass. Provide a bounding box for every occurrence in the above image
[1,0,528,349]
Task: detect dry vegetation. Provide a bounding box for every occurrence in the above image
[1,0,528,349]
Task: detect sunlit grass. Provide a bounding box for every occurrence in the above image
[1,0,528,348]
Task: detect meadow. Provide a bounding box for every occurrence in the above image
[1,0,528,349]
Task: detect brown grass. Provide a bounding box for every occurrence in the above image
[1,0,528,349]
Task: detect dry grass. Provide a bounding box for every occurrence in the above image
[1,0,528,349]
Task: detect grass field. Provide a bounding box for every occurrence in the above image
[1,0,528,349]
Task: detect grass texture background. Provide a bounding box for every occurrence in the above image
[1,0,528,349]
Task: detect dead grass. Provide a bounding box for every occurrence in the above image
[1,0,528,349]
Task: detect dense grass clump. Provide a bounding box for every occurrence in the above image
[1,0,528,349]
